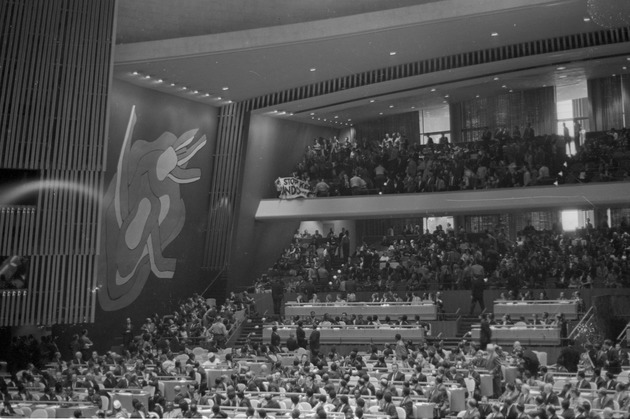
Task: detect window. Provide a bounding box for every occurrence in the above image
[419,106,450,144]
[561,209,594,231]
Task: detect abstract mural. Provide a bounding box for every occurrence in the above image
[98,106,207,311]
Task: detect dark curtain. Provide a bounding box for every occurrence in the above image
[588,75,624,131]
[354,111,420,144]
[450,86,556,142]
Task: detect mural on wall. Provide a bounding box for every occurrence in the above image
[98,106,207,311]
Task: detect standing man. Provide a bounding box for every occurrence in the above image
[341,232,351,262]
[271,279,284,318]
[469,271,486,315]
[296,321,307,349]
[309,324,321,358]
[122,318,134,349]
[480,314,492,350]
[270,326,281,353]
[485,344,503,398]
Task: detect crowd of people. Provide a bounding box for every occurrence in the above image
[5,312,630,419]
[282,127,629,197]
[0,292,256,417]
[256,221,630,299]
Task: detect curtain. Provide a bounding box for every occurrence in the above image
[450,86,556,142]
[588,75,624,131]
[354,111,420,144]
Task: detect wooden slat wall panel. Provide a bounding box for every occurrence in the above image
[203,102,251,270]
[0,0,114,327]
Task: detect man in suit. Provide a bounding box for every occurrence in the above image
[286,333,298,351]
[387,363,405,383]
[593,388,614,410]
[576,371,591,390]
[381,392,399,419]
[542,383,560,406]
[428,378,450,418]
[603,371,617,391]
[603,339,621,375]
[270,326,281,353]
[561,399,576,419]
[485,344,503,398]
[309,323,321,357]
[296,321,307,349]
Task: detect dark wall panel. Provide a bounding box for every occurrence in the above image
[229,115,338,291]
[89,80,218,348]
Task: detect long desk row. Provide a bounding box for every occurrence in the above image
[493,300,579,320]
[285,302,437,321]
[470,325,561,345]
[263,325,425,344]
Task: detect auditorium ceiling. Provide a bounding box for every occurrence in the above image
[113,0,630,126]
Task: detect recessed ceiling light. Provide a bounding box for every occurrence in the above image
[583,17,591,22]
[347,119,351,121]
[493,77,499,81]
[411,106,415,109]
[509,89,513,92]
[310,112,315,115]
[227,100,233,104]
[389,51,397,56]
[443,101,447,104]
[203,93,210,97]
[559,75,567,78]
[222,87,229,91]
[144,75,151,79]
[156,79,163,83]
[216,97,222,100]
[430,88,436,92]
[310,68,316,72]
[491,32,499,37]
[557,66,566,70]
[612,74,616,77]
[502,85,507,88]
[379,112,383,115]
[192,90,199,94]
[444,94,449,98]
[132,71,139,76]
[543,84,547,87]
[317,118,321,120]
[181,86,187,90]
[623,67,628,70]
[170,83,175,87]
[272,110,278,113]
[311,117,315,119]
[334,115,338,118]
[389,105,394,108]
[369,99,375,103]
[475,94,480,98]
[323,118,326,121]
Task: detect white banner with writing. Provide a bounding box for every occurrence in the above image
[275,177,312,199]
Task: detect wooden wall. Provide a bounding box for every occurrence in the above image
[0,0,115,326]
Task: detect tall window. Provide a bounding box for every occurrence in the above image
[561,209,594,231]
[419,105,450,144]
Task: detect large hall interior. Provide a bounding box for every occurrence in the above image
[2,0,630,417]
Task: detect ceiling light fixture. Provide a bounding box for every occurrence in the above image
[559,75,567,78]
[623,66,628,70]
[222,87,229,91]
[557,66,566,70]
[170,83,175,87]
[347,119,352,121]
[144,75,151,79]
[181,86,187,90]
[227,100,233,104]
[216,97,222,100]
[411,106,415,109]
[493,77,500,81]
[430,88,436,92]
[334,115,338,118]
[156,79,163,83]
[310,68,316,72]
[310,112,315,115]
[203,93,210,97]
[509,89,514,92]
[389,51,397,56]
[379,112,383,115]
[369,99,375,103]
[132,71,139,76]
[491,32,499,37]
[192,90,199,94]
[444,94,449,98]
[389,105,394,108]
[475,94,480,98]
[583,17,591,22]
[502,85,507,88]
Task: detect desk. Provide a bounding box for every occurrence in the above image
[471,325,561,346]
[480,374,493,397]
[449,387,466,412]
[494,300,578,320]
[285,302,437,321]
[263,325,425,345]
[56,405,99,418]
[161,380,195,401]
[205,369,231,387]
[112,391,150,412]
[413,402,435,419]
